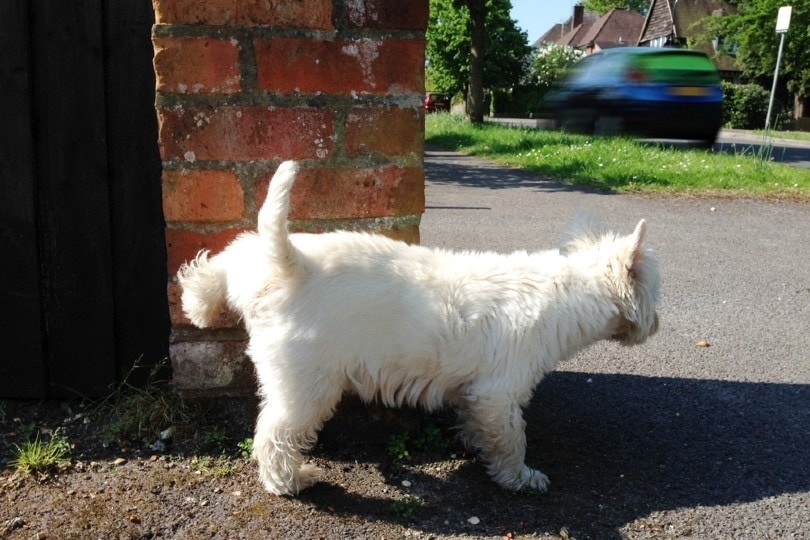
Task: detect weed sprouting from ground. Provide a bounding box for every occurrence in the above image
[203,426,229,454]
[389,494,423,519]
[237,437,254,458]
[387,421,448,465]
[11,429,72,476]
[387,433,410,464]
[92,358,196,447]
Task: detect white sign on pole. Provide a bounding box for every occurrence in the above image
[765,6,792,130]
[775,5,792,33]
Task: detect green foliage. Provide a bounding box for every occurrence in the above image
[11,429,72,475]
[387,433,411,464]
[93,358,194,447]
[531,44,583,88]
[203,427,229,454]
[237,437,254,458]
[389,495,423,519]
[426,0,531,95]
[17,421,38,441]
[722,81,771,129]
[582,0,649,15]
[189,455,238,478]
[387,422,448,465]
[703,0,810,98]
[413,423,447,452]
[425,113,810,198]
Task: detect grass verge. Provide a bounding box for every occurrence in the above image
[426,113,809,199]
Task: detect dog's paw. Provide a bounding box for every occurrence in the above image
[519,465,550,493]
[293,463,322,493]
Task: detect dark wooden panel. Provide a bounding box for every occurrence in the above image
[32,0,116,396]
[0,1,47,398]
[104,0,170,385]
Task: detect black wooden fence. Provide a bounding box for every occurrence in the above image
[0,1,169,398]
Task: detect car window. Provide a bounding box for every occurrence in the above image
[565,55,601,83]
[565,53,625,84]
[632,53,720,85]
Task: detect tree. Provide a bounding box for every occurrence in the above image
[530,44,583,88]
[581,0,648,15]
[704,0,809,112]
[426,0,531,123]
[467,0,487,124]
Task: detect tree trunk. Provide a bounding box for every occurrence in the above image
[466,0,486,124]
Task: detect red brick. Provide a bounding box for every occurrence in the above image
[254,38,425,95]
[238,0,332,28]
[345,106,424,157]
[157,106,333,161]
[343,0,428,30]
[153,37,240,94]
[162,169,244,222]
[255,165,424,220]
[166,227,248,275]
[153,0,332,28]
[153,0,237,25]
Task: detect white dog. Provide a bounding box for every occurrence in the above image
[178,161,661,496]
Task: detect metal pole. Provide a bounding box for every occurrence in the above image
[765,32,786,131]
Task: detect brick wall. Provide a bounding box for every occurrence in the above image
[153,0,428,395]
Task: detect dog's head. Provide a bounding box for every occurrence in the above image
[609,220,661,345]
[562,217,661,345]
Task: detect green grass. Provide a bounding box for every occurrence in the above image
[426,113,809,199]
[753,129,810,143]
[11,429,72,476]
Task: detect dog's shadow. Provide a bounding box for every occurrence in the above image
[299,371,809,538]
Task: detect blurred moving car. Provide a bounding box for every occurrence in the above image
[545,48,723,147]
[425,92,451,113]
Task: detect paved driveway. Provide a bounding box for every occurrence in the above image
[421,148,810,539]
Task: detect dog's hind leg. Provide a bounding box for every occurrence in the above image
[459,391,550,493]
[252,381,343,496]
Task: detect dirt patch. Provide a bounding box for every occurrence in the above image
[1,397,572,539]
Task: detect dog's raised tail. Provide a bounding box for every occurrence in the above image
[258,160,301,273]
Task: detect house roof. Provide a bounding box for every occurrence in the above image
[637,0,739,72]
[534,8,644,51]
[534,23,567,47]
[578,8,645,49]
[533,11,599,47]
[638,0,736,42]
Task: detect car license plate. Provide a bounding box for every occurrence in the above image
[670,86,708,97]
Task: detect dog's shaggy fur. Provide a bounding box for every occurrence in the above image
[178,161,661,496]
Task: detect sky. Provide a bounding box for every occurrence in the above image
[510,0,579,44]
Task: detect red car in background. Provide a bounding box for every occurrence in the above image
[425,92,451,113]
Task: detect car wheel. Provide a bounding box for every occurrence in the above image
[696,132,718,150]
[593,116,623,136]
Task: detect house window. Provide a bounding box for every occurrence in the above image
[713,36,737,56]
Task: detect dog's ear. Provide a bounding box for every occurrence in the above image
[626,219,647,273]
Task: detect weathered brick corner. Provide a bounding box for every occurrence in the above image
[153,0,428,395]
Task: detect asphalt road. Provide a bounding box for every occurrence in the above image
[487,117,810,169]
[421,149,810,539]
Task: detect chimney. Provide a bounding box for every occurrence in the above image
[573,4,584,29]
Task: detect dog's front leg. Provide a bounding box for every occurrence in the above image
[460,391,550,493]
[252,382,342,496]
